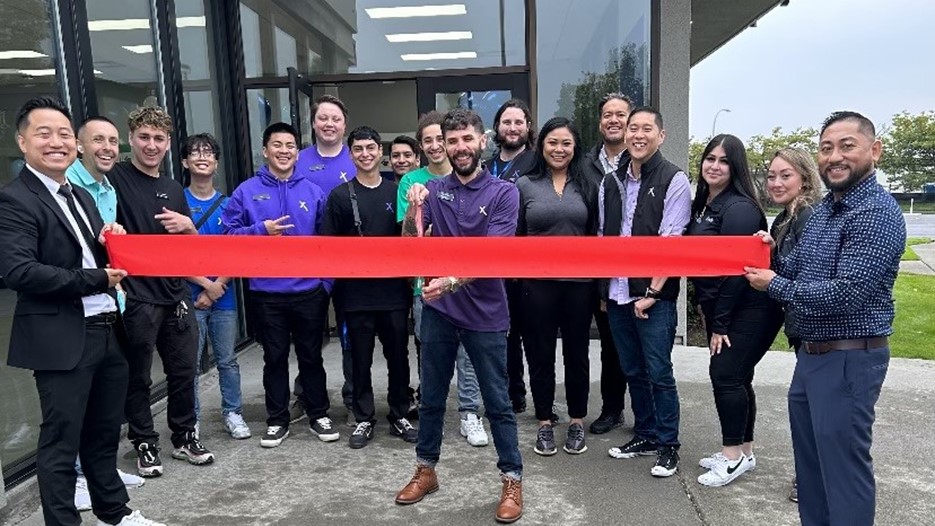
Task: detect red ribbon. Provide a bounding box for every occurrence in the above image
[104,234,768,278]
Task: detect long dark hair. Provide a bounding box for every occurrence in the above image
[530,117,598,233]
[690,134,762,217]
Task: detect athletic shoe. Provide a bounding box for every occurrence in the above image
[349,421,374,449]
[564,423,587,454]
[389,417,418,443]
[118,469,145,488]
[608,436,657,459]
[460,413,489,447]
[651,446,680,478]
[697,453,749,487]
[310,417,341,442]
[589,412,624,435]
[260,425,289,448]
[135,442,163,478]
[699,452,756,471]
[225,413,252,440]
[533,424,557,456]
[75,476,91,511]
[95,510,166,526]
[288,398,307,424]
[171,431,215,465]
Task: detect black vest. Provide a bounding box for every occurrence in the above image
[602,150,682,301]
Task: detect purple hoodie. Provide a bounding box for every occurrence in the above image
[222,165,332,294]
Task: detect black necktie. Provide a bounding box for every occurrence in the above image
[58,184,103,266]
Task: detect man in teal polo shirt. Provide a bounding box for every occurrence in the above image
[66,117,120,223]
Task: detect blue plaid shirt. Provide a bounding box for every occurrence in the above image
[768,174,905,341]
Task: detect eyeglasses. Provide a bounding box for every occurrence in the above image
[188,148,216,159]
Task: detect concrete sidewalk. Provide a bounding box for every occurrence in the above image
[901,242,935,275]
[9,341,935,526]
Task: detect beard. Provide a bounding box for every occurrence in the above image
[449,147,482,177]
[497,133,526,152]
[820,159,874,192]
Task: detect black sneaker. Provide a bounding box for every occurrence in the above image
[534,424,557,456]
[310,417,341,442]
[589,412,623,435]
[136,442,163,477]
[260,425,290,448]
[564,423,587,454]
[651,446,679,477]
[171,431,215,465]
[289,398,307,424]
[608,436,657,459]
[349,421,374,449]
[390,417,418,443]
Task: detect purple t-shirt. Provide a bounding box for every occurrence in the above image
[293,144,356,196]
[422,170,519,332]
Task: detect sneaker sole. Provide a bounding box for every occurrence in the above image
[534,446,557,456]
[389,429,419,443]
[608,450,656,459]
[651,466,677,477]
[697,468,747,487]
[311,430,341,442]
[137,464,163,478]
[563,445,588,455]
[260,430,290,448]
[171,450,215,465]
[395,484,439,505]
[349,438,372,449]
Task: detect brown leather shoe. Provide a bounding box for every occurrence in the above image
[395,465,439,505]
[496,476,523,523]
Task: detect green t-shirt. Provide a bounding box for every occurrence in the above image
[397,166,446,295]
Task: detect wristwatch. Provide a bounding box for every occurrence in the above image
[644,287,660,299]
[447,277,462,293]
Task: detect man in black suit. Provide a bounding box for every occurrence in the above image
[0,97,163,526]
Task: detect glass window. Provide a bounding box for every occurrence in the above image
[245,87,290,170]
[0,0,64,477]
[86,0,163,144]
[240,0,525,77]
[435,90,514,160]
[536,0,651,149]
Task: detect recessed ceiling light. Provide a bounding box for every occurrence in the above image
[366,4,466,19]
[0,50,47,60]
[386,31,472,43]
[401,51,477,61]
[88,16,205,31]
[122,45,154,54]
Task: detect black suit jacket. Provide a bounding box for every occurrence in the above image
[0,167,112,371]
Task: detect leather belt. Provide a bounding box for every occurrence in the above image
[86,312,118,327]
[802,336,888,355]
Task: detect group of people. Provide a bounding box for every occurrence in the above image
[0,88,903,526]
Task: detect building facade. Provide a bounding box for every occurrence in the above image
[0,0,783,497]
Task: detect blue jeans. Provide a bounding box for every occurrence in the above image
[416,306,522,478]
[607,300,680,447]
[789,346,888,526]
[194,308,243,418]
[413,296,480,414]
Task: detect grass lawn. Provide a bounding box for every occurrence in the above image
[766,274,935,358]
[903,237,934,261]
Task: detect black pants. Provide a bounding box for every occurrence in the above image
[124,300,198,447]
[505,279,527,404]
[594,303,627,415]
[346,309,410,423]
[521,280,593,421]
[253,288,330,427]
[35,322,131,526]
[701,300,777,446]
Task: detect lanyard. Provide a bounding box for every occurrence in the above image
[490,156,517,180]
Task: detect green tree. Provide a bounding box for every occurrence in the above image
[746,127,818,198]
[879,111,935,192]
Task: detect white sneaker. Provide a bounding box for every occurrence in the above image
[699,452,756,471]
[118,469,146,488]
[460,413,489,447]
[96,510,166,526]
[697,453,751,487]
[225,413,252,440]
[75,476,92,511]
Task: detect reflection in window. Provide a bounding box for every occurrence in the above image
[87,0,164,144]
[435,90,513,160]
[245,88,290,170]
[536,0,651,149]
[239,0,525,77]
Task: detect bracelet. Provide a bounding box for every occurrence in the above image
[644,286,660,299]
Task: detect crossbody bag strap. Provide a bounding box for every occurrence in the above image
[194,194,226,230]
[347,181,363,236]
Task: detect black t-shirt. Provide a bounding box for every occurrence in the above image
[109,161,191,305]
[321,178,409,312]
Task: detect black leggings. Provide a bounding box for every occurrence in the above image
[702,300,779,446]
[521,279,593,421]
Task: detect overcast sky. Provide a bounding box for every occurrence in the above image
[689,0,935,142]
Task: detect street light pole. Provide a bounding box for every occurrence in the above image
[712,108,731,137]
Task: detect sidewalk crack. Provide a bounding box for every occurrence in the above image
[676,469,710,526]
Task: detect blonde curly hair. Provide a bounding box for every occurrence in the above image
[127,106,173,134]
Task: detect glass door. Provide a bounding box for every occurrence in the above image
[287,67,316,148]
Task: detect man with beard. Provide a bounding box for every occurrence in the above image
[223,122,338,448]
[745,111,905,526]
[109,106,214,477]
[489,99,536,414]
[582,93,632,435]
[396,109,523,524]
[397,111,488,448]
[389,135,420,183]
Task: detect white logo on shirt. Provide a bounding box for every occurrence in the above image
[299,201,309,212]
[479,206,487,216]
[339,171,348,182]
[648,187,656,198]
